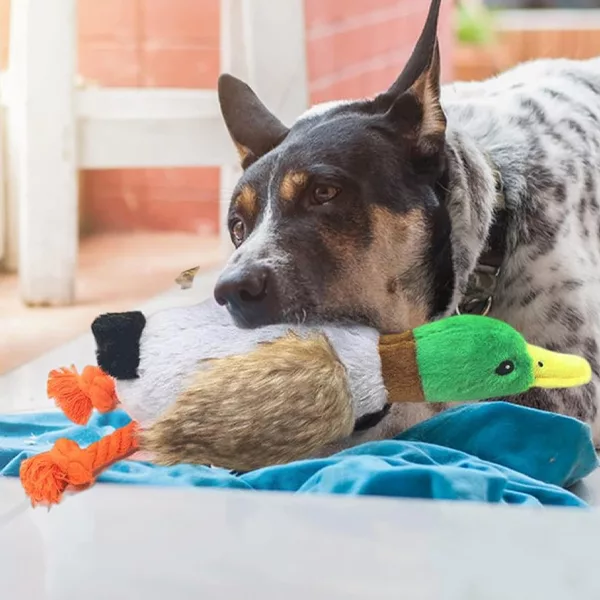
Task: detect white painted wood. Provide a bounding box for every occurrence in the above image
[219,164,241,258]
[220,0,252,83]
[219,0,250,257]
[77,89,236,168]
[6,0,77,305]
[240,0,309,127]
[55,88,236,169]
[79,115,235,169]
[76,88,221,120]
[0,103,5,265]
[1,73,19,272]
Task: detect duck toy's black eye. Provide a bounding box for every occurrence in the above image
[495,360,515,376]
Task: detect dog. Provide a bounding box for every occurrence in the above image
[213,0,600,448]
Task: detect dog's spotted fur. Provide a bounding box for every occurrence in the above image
[216,0,600,447]
[445,59,600,430]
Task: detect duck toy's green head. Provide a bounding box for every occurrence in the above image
[380,314,593,403]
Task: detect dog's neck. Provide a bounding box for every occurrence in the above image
[439,127,506,317]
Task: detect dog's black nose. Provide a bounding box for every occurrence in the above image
[215,267,268,305]
[214,266,278,327]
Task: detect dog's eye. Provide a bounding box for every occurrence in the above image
[312,184,341,205]
[230,219,246,247]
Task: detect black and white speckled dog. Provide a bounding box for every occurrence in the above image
[214,0,600,446]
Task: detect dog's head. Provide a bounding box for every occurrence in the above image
[214,0,454,332]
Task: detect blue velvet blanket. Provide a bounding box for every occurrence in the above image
[1,402,597,506]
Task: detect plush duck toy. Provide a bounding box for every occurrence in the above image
[20,298,591,505]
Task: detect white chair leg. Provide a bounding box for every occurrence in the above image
[7,0,78,305]
[0,99,8,268]
[219,0,246,262]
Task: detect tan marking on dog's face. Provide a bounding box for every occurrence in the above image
[234,184,259,222]
[319,206,431,333]
[279,171,309,202]
[141,332,354,471]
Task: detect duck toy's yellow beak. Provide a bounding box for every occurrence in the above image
[527,344,592,389]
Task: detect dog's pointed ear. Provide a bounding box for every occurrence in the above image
[379,0,446,161]
[218,74,290,169]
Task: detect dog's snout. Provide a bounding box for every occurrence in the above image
[214,265,279,326]
[215,267,268,305]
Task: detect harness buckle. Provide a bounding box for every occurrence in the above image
[455,264,501,317]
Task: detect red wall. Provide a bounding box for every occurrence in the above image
[305,0,453,103]
[0,0,453,235]
[78,0,221,235]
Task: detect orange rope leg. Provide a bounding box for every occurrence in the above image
[47,365,118,425]
[20,421,139,506]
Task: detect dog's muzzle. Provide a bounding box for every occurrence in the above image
[214,264,282,328]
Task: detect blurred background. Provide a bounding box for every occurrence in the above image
[2,0,600,375]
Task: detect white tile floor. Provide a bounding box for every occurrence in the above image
[1,269,600,598]
[2,479,600,599]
